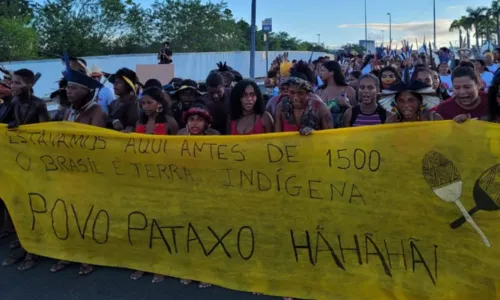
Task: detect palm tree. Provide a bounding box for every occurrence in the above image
[460,16,473,48]
[449,19,463,47]
[490,0,500,43]
[467,6,488,48]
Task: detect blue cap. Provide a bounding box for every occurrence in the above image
[62,52,102,90]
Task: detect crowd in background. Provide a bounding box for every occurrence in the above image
[0,42,499,300]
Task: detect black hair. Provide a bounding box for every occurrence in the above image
[144,78,163,89]
[290,60,315,84]
[292,59,297,63]
[359,73,380,92]
[348,71,362,80]
[452,66,479,83]
[395,90,423,105]
[267,70,277,78]
[437,62,450,73]
[411,67,433,82]
[487,78,500,121]
[115,68,138,92]
[139,87,168,124]
[380,66,401,79]
[320,60,347,87]
[229,79,264,121]
[414,63,426,69]
[13,69,35,85]
[164,41,170,46]
[495,47,500,53]
[475,59,488,72]
[206,72,224,88]
[459,61,475,69]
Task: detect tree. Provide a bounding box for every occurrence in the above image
[491,0,500,45]
[33,0,131,57]
[466,6,488,49]
[449,19,463,48]
[460,16,473,48]
[0,17,37,61]
[149,0,244,52]
[0,0,33,21]
[341,44,365,55]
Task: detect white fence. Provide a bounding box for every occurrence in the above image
[1,51,330,98]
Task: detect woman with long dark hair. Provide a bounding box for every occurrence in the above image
[316,60,356,127]
[229,79,273,134]
[135,87,178,135]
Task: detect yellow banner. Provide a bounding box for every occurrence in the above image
[0,121,499,299]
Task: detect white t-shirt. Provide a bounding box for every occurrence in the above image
[481,71,494,89]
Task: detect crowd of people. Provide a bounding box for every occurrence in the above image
[0,42,499,300]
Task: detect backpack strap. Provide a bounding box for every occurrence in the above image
[350,105,361,125]
[377,105,387,124]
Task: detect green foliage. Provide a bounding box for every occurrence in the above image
[341,43,365,55]
[0,0,330,62]
[0,17,38,61]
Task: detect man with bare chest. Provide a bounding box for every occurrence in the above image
[9,69,49,129]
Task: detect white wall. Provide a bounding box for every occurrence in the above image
[1,51,330,98]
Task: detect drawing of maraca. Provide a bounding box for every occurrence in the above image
[422,151,491,247]
[450,164,500,230]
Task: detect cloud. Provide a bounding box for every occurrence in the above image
[337,19,466,47]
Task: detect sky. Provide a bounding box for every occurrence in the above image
[139,0,491,49]
[33,0,492,49]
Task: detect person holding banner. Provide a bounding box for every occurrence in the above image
[135,87,178,135]
[61,66,106,126]
[435,66,488,122]
[343,74,390,127]
[49,62,107,275]
[229,79,274,134]
[380,81,443,122]
[1,68,49,271]
[177,100,219,136]
[8,69,49,129]
[107,68,139,132]
[274,71,333,135]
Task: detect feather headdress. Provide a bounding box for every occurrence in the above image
[379,81,441,114]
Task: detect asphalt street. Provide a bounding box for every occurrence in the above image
[0,235,279,300]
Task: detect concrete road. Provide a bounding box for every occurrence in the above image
[0,236,279,300]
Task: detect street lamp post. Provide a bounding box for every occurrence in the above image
[250,0,256,79]
[433,0,436,47]
[364,0,367,47]
[387,13,391,46]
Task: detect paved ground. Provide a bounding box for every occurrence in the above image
[0,235,279,300]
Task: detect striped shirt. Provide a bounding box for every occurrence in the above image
[351,105,385,127]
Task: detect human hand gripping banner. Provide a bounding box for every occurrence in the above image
[0,121,499,299]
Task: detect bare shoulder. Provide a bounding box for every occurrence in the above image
[177,128,189,135]
[262,111,274,121]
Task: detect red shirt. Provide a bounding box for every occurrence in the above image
[435,92,488,120]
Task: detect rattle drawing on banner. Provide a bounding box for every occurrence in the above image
[422,151,491,247]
